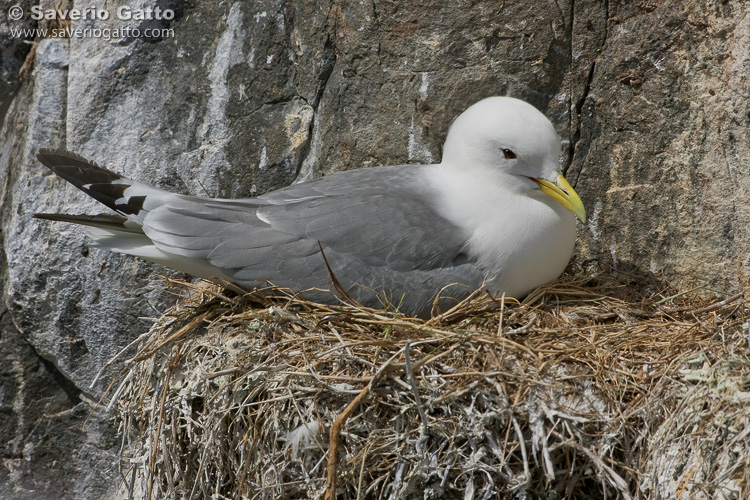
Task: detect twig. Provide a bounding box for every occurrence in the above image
[496,292,506,336]
[682,292,743,316]
[655,292,744,316]
[325,345,405,499]
[325,385,371,499]
[404,340,429,428]
[356,443,373,500]
[511,416,530,490]
[146,347,180,500]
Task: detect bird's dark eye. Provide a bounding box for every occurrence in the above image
[502,148,517,159]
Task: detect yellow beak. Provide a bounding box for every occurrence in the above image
[531,173,586,223]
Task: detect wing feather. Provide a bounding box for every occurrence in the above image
[37,151,486,316]
[138,166,486,315]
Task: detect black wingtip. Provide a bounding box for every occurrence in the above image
[35,148,139,215]
[36,148,102,170]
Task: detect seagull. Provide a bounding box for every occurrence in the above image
[34,97,585,317]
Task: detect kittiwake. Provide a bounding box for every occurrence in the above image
[34,96,586,317]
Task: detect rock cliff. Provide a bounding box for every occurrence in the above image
[1,0,748,497]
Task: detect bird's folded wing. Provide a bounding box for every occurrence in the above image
[141,166,487,309]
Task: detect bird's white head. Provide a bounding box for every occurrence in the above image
[441,96,586,222]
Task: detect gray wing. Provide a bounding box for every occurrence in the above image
[142,165,487,316]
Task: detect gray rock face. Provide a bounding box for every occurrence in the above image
[1,0,748,497]
[573,2,750,288]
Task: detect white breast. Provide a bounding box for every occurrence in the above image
[428,165,576,298]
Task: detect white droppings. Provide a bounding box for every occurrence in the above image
[23,442,34,461]
[258,144,268,170]
[195,2,245,193]
[647,53,666,71]
[419,72,431,98]
[609,237,618,267]
[267,55,274,65]
[201,1,245,140]
[254,11,267,22]
[588,199,603,241]
[408,114,418,161]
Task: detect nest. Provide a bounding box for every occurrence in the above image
[105,272,750,500]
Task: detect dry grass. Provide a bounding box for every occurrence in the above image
[105,271,750,499]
